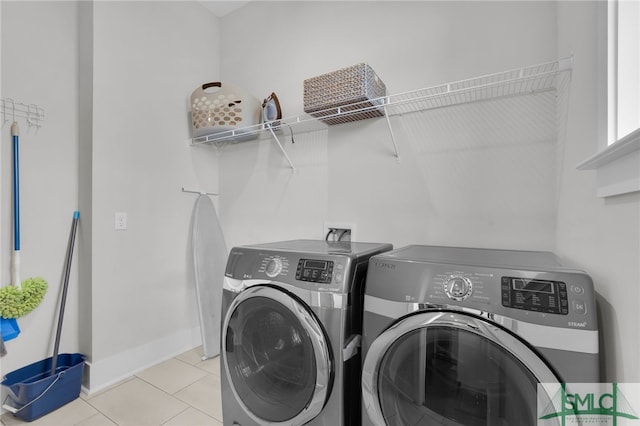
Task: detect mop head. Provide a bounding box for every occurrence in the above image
[0,277,48,319]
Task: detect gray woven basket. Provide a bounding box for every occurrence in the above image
[303,63,386,125]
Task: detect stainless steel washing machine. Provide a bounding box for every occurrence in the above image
[221,239,392,426]
[361,245,599,426]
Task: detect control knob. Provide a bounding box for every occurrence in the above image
[444,275,473,301]
[265,258,283,278]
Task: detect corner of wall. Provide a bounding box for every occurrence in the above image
[78,0,94,363]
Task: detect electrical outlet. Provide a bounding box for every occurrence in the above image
[324,222,356,242]
[115,212,128,230]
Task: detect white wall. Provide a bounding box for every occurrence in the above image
[1,1,222,392]
[218,1,560,250]
[1,0,81,377]
[556,1,640,382]
[217,1,639,383]
[89,1,221,389]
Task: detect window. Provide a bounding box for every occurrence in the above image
[577,0,640,198]
[608,0,640,145]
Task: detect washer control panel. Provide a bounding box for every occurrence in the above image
[296,259,334,284]
[367,246,596,330]
[501,277,569,315]
[431,272,490,305]
[443,275,473,301]
[429,270,571,316]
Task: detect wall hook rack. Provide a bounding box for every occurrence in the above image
[1,98,45,129]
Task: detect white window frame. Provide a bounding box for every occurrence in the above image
[577,0,640,198]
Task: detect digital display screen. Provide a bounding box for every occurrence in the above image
[296,259,333,284]
[304,260,328,270]
[512,278,554,294]
[501,276,568,315]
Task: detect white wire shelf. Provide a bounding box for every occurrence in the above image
[191,114,328,146]
[191,57,572,166]
[383,56,572,117]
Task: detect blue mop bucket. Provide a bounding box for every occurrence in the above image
[1,353,85,422]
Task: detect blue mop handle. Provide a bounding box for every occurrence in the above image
[11,122,20,252]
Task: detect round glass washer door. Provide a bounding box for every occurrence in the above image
[222,285,332,426]
[362,310,560,426]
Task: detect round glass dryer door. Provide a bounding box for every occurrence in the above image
[222,285,332,425]
[362,311,560,426]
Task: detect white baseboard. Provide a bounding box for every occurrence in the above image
[84,326,202,395]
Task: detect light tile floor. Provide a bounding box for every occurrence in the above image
[1,347,222,426]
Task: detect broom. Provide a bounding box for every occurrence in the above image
[0,122,47,319]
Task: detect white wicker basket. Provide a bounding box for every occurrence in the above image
[191,82,261,140]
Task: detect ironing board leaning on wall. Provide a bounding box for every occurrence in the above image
[191,193,228,360]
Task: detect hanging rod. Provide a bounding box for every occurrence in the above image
[181,187,218,196]
[1,98,45,128]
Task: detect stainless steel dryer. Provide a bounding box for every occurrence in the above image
[361,245,599,426]
[221,239,392,426]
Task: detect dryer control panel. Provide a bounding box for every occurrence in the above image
[296,259,334,284]
[225,240,393,294]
